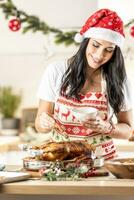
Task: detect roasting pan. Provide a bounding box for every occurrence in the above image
[23,156,104,171]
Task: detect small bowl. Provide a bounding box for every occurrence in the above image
[104,158,134,179]
[72,107,97,122]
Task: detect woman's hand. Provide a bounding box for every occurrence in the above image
[38,112,55,133]
[81,115,112,134]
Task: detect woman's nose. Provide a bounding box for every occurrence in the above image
[95,49,104,61]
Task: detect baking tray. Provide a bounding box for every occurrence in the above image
[23,156,104,171]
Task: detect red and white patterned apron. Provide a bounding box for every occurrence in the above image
[52,80,116,160]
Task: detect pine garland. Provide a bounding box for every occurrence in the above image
[0,0,134,46]
[0,0,77,46]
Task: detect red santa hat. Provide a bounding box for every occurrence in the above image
[74,8,125,49]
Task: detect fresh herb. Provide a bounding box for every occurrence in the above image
[40,161,90,181]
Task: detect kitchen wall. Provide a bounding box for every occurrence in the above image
[0,0,134,116]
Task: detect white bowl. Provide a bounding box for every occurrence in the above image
[72,107,97,122]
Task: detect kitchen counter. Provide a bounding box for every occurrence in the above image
[0,176,134,196]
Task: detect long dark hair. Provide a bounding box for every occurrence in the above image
[60,38,127,114]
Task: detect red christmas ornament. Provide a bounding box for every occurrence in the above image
[130,26,134,37]
[8,18,21,32]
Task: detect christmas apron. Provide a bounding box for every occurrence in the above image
[51,82,116,160]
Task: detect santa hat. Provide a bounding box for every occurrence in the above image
[74,8,125,49]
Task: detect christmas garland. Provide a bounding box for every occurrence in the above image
[0,0,134,46]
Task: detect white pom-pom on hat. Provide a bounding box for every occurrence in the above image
[74,33,84,43]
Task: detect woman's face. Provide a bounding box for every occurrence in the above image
[86,38,116,69]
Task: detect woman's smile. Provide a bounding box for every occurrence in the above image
[88,53,102,68]
[91,54,102,64]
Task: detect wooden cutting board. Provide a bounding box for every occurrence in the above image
[0,171,31,184]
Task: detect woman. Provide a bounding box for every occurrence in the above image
[35,9,133,159]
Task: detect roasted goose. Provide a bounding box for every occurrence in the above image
[30,141,95,161]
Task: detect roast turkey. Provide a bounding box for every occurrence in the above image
[31,140,95,161]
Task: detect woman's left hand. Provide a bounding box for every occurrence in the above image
[81,116,111,134]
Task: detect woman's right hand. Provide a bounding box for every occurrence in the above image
[37,112,55,133]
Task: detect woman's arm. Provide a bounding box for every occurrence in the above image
[110,109,133,139]
[35,99,55,133]
[82,109,133,140]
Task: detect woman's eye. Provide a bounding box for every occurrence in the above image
[105,48,114,53]
[93,43,99,48]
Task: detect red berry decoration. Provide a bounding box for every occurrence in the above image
[8,18,21,32]
[130,26,134,37]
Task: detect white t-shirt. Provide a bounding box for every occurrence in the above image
[37,60,67,102]
[37,60,133,113]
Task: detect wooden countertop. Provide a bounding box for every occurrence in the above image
[1,177,134,196]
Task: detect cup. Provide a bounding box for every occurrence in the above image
[72,107,97,122]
